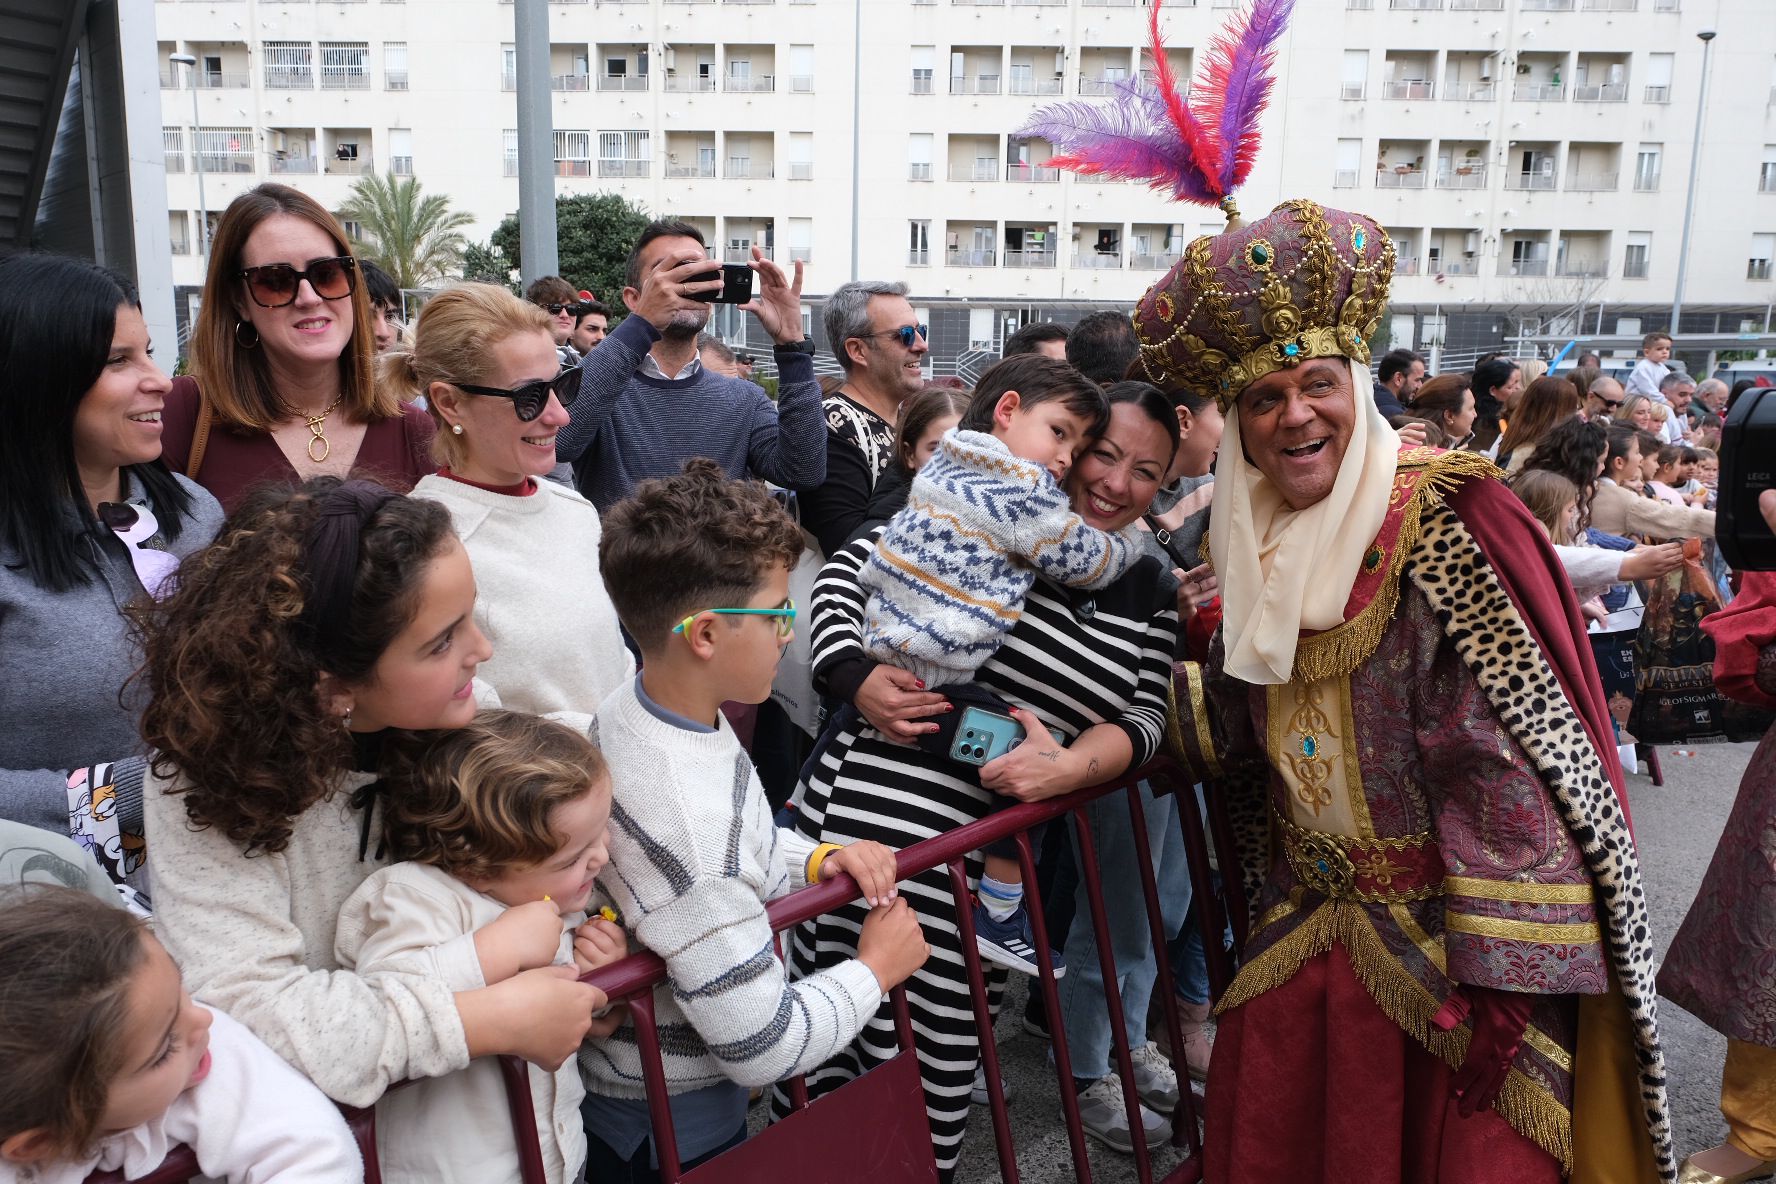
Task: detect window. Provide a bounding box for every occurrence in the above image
[555,130,592,177]
[502,44,516,91]
[1623,231,1651,278]
[169,211,190,255]
[1644,52,1673,103]
[968,307,995,349]
[503,129,518,177]
[1760,146,1776,194]
[909,219,931,265]
[1635,144,1662,191]
[1340,50,1367,99]
[195,127,253,173]
[264,41,313,89]
[320,43,369,89]
[789,45,813,92]
[908,132,933,181]
[788,132,813,180]
[1751,233,1775,281]
[389,128,413,176]
[911,46,934,94]
[789,217,813,263]
[596,130,649,178]
[384,42,408,90]
[162,126,184,173]
[1334,138,1361,188]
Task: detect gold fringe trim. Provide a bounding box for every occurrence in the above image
[1290,449,1502,685]
[1214,898,1574,1172]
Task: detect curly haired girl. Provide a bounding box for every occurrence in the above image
[135,477,607,1116]
[0,884,358,1183]
[334,709,626,1184]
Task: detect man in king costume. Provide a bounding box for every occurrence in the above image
[1027,1,1673,1180]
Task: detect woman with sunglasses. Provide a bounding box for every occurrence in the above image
[160,183,434,512]
[0,253,225,890]
[392,284,632,716]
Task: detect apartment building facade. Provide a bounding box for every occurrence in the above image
[155,0,1776,362]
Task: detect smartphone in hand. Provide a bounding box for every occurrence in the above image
[689,263,754,305]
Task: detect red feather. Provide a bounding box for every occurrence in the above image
[1147,0,1223,196]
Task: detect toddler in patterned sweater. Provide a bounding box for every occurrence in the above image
[858,355,1141,978]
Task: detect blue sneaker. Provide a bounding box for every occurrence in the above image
[973,898,1065,979]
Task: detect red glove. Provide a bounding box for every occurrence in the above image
[1432,986,1536,1117]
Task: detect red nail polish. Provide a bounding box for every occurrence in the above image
[915,679,926,689]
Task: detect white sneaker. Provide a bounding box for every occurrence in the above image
[1127,1041,1181,1112]
[1076,1073,1173,1153]
[970,1063,1015,1106]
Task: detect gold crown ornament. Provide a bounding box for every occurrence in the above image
[1132,199,1395,410]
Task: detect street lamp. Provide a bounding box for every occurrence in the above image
[1670,27,1716,337]
[167,54,210,258]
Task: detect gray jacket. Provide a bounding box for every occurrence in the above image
[0,471,223,842]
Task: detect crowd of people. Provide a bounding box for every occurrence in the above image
[0,175,1772,1184]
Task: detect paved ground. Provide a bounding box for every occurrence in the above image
[941,738,1761,1183]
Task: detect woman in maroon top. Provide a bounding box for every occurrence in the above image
[161,183,432,511]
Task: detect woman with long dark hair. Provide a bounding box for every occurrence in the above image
[0,254,224,886]
[159,183,433,511]
[1497,375,1581,474]
[1407,373,1478,449]
[1467,356,1521,456]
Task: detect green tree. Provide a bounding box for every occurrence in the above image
[489,192,651,307]
[338,174,475,290]
[459,240,518,292]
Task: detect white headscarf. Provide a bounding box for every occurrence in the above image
[1209,359,1401,685]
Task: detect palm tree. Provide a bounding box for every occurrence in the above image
[337,174,474,290]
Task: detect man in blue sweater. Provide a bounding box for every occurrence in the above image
[555,219,827,510]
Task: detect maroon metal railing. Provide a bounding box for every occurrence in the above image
[88,759,1240,1184]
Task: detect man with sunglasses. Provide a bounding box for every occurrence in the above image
[1585,374,1627,423]
[524,276,584,368]
[552,218,825,513]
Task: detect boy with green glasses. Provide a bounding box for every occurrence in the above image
[584,458,928,1180]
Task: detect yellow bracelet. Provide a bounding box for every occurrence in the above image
[806,843,844,883]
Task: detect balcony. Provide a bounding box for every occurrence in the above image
[265,68,314,90]
[1390,0,1441,8]
[1444,81,1495,101]
[594,159,650,178]
[951,75,1001,95]
[1521,0,1573,8]
[1080,76,1129,95]
[270,155,319,174]
[1073,251,1124,269]
[726,158,773,180]
[1008,76,1063,96]
[1580,0,1635,8]
[1435,164,1487,188]
[1384,80,1433,99]
[1515,83,1564,102]
[1506,169,1558,190]
[1501,258,1550,277]
[725,75,774,93]
[1003,248,1057,267]
[1556,259,1608,277]
[1006,162,1060,183]
[1376,167,1427,188]
[1572,82,1626,101]
[325,155,372,176]
[665,161,717,178]
[320,69,370,90]
[595,74,646,92]
[947,247,996,266]
[1450,0,1503,7]
[1131,252,1183,270]
[949,162,1000,182]
[665,76,716,92]
[908,162,933,181]
[1567,171,1617,192]
[162,67,251,88]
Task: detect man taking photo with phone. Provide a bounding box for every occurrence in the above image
[554,218,826,511]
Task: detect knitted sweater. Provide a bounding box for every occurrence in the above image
[145,766,472,1108]
[0,1009,361,1184]
[580,678,882,1098]
[553,316,826,511]
[858,429,1142,687]
[335,862,588,1184]
[411,474,633,716]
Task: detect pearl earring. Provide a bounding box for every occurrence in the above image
[452,423,464,436]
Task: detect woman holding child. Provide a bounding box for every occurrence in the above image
[137,479,614,1153]
[779,356,1182,1178]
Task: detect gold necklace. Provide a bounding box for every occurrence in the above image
[303,396,346,463]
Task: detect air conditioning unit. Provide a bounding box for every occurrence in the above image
[664,47,676,69]
[1480,61,1493,80]
[1463,230,1481,254]
[1054,52,1065,74]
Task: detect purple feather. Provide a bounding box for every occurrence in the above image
[1199,0,1295,191]
[1020,78,1219,205]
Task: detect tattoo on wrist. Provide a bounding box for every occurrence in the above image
[1036,748,1060,763]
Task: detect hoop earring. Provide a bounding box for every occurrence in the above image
[342,707,353,730]
[234,320,261,349]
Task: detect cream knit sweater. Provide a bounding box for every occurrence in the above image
[412,474,633,717]
[145,768,471,1109]
[580,678,883,1098]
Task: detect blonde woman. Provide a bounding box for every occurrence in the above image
[161,183,434,511]
[391,284,632,717]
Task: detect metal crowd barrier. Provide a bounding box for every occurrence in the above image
[89,759,1243,1184]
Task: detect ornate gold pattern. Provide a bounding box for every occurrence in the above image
[1275,811,1444,904]
[1289,449,1503,685]
[1165,665,1224,780]
[1214,898,1575,1172]
[1444,913,1603,944]
[1134,200,1397,409]
[1443,876,1598,906]
[1284,681,1334,815]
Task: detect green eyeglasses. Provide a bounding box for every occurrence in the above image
[672,597,797,640]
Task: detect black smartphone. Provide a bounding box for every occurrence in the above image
[690,262,754,305]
